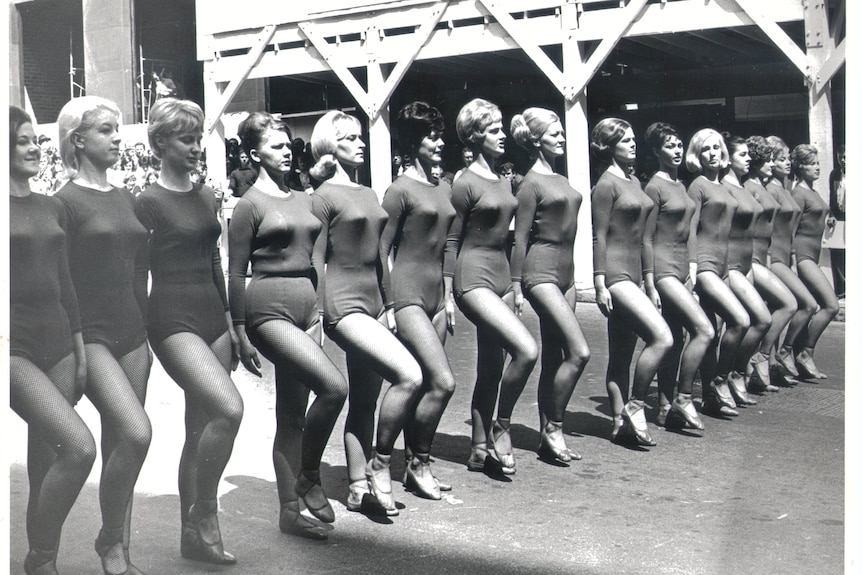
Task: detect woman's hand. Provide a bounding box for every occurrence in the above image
[227,325,242,372]
[385,307,397,334]
[318,311,326,347]
[71,333,87,402]
[595,285,612,317]
[646,285,661,311]
[512,281,525,316]
[445,294,456,334]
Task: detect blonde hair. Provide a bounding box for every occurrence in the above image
[147,98,204,159]
[57,96,122,176]
[510,108,559,158]
[685,128,728,174]
[455,98,502,148]
[309,110,362,181]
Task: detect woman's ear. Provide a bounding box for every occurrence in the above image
[154,135,166,155]
[71,131,86,150]
[249,148,261,164]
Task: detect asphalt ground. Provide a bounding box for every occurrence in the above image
[7,302,846,574]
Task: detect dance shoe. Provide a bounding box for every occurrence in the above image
[279,501,328,540]
[295,471,335,523]
[727,371,757,405]
[180,500,236,565]
[366,454,398,516]
[671,394,705,430]
[491,419,516,474]
[538,420,580,462]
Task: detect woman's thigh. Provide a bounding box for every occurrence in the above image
[608,281,669,343]
[329,313,421,385]
[458,288,535,357]
[797,260,839,310]
[656,277,712,335]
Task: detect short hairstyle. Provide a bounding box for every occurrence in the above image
[236,111,291,163]
[455,98,502,148]
[722,132,747,156]
[685,128,728,174]
[589,117,631,162]
[9,105,33,150]
[746,135,773,171]
[309,110,362,181]
[510,107,559,157]
[396,101,445,158]
[147,98,204,159]
[643,122,679,154]
[57,96,122,176]
[790,144,818,179]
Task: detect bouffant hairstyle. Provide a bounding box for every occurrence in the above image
[237,112,291,165]
[685,128,728,174]
[510,107,559,158]
[746,135,773,172]
[643,122,679,170]
[455,98,502,148]
[589,117,631,163]
[396,101,444,160]
[722,132,746,156]
[309,110,362,181]
[790,144,818,180]
[57,96,122,176]
[147,98,204,160]
[766,135,790,157]
[9,105,33,149]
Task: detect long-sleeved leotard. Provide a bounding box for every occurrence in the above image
[509,170,582,292]
[10,193,82,371]
[643,174,696,283]
[56,182,148,357]
[791,184,830,265]
[591,170,654,287]
[723,178,762,275]
[766,180,802,266]
[687,176,739,278]
[312,181,392,329]
[744,179,780,266]
[135,182,229,345]
[444,170,518,298]
[379,175,456,316]
[228,186,322,332]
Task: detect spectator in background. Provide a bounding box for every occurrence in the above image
[228,150,257,200]
[453,146,474,181]
[828,144,845,299]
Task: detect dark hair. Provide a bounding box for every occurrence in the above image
[9,106,32,149]
[746,135,773,172]
[790,144,818,179]
[721,132,746,155]
[237,112,291,160]
[643,122,679,171]
[396,101,444,159]
[589,117,631,162]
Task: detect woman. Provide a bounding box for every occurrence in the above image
[743,135,797,392]
[828,145,845,298]
[135,98,243,565]
[55,96,152,575]
[509,108,590,460]
[10,105,97,575]
[642,122,713,431]
[789,144,839,378]
[590,118,672,446]
[310,111,423,516]
[686,129,750,417]
[765,136,815,383]
[229,112,347,538]
[445,98,538,473]
[720,134,772,406]
[379,102,457,499]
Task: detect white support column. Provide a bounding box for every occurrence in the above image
[204,77,228,187]
[366,25,392,201]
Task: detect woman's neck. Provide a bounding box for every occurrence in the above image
[701,167,720,183]
[724,171,744,188]
[10,174,32,197]
[469,152,499,179]
[404,160,432,184]
[607,161,629,180]
[656,167,678,182]
[531,153,555,175]
[328,162,360,186]
[158,163,193,191]
[254,167,290,196]
[74,160,112,190]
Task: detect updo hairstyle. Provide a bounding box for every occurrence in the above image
[455,98,502,149]
[589,117,631,163]
[510,107,559,158]
[309,110,362,181]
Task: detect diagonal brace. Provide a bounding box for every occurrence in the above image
[734,0,813,83]
[815,38,845,94]
[299,21,372,113]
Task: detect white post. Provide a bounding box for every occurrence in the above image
[366,25,392,201]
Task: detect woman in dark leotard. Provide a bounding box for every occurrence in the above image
[135,98,243,565]
[446,98,538,474]
[229,112,347,538]
[54,97,152,575]
[310,111,422,516]
[719,134,772,407]
[380,102,456,499]
[509,108,590,460]
[686,129,750,418]
[9,105,97,575]
[642,122,712,432]
[789,144,839,378]
[590,118,672,446]
[764,136,817,383]
[742,135,797,393]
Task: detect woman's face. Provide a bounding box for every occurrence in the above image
[479,120,506,159]
[612,127,637,167]
[11,122,41,179]
[698,135,724,173]
[656,135,683,170]
[77,110,121,169]
[754,154,774,180]
[335,121,365,168]
[539,121,566,159]
[729,143,751,177]
[798,156,821,183]
[415,130,445,168]
[772,149,791,178]
[159,128,202,173]
[254,128,292,176]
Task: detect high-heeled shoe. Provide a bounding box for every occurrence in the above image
[671,394,705,431]
[366,454,398,516]
[796,349,827,379]
[491,419,516,474]
[404,455,441,500]
[727,371,757,405]
[279,501,328,540]
[96,529,134,575]
[776,346,799,378]
[23,548,57,575]
[702,378,738,417]
[749,352,773,390]
[622,399,656,446]
[466,443,489,472]
[180,500,236,565]
[538,420,580,462]
[748,368,779,393]
[295,470,335,523]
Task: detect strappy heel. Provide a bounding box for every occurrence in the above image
[538,420,579,462]
[622,399,656,446]
[491,419,516,474]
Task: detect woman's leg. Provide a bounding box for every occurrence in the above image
[795,259,840,377]
[752,263,797,354]
[728,270,772,372]
[770,263,818,348]
[11,354,97,568]
[695,272,751,380]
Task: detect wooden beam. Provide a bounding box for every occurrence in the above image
[829,0,845,45]
[205,24,277,137]
[298,20,372,114]
[733,0,812,82]
[565,0,648,100]
[365,24,393,197]
[815,37,845,94]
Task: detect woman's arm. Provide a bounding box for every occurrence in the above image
[509,179,538,314]
[642,183,660,308]
[591,178,615,316]
[227,197,262,375]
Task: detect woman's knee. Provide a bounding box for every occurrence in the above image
[569,343,591,371]
[654,324,675,354]
[431,369,456,399]
[217,394,244,430]
[693,321,716,344]
[516,338,539,367]
[67,429,98,469]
